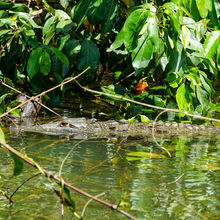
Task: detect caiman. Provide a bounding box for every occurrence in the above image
[11,117,220,139]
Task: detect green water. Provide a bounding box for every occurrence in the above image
[0,131,220,219]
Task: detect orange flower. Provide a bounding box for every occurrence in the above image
[135,81,148,95]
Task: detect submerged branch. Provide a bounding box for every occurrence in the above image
[0,140,137,220]
[10,173,41,201]
[152,110,171,157]
[81,192,106,219]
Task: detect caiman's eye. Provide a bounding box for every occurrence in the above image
[60,122,69,127]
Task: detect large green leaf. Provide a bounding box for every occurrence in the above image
[78,39,100,71]
[196,0,211,18]
[27,47,42,78]
[60,0,69,9]
[131,32,153,70]
[190,0,200,21]
[166,43,186,73]
[176,83,192,113]
[101,0,118,34]
[43,16,57,45]
[209,0,219,29]
[0,2,13,10]
[146,16,159,50]
[9,152,24,176]
[12,3,29,13]
[50,47,69,66]
[55,9,70,20]
[199,72,214,95]
[39,50,51,75]
[163,2,181,34]
[196,86,210,111]
[56,20,74,34]
[107,28,127,54]
[202,31,220,58]
[62,39,81,66]
[87,0,106,25]
[63,186,76,212]
[43,16,57,36]
[123,8,149,51]
[127,151,166,159]
[17,12,42,29]
[0,10,8,19]
[108,6,150,54]
[181,25,191,49]
[73,0,93,24]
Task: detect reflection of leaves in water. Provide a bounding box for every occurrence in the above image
[2,131,220,219]
[126,151,166,161]
[194,163,220,171]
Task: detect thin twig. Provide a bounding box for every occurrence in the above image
[167,173,184,184]
[74,79,220,123]
[81,192,106,219]
[0,80,62,118]
[0,24,24,55]
[152,110,171,157]
[116,71,135,85]
[0,9,42,55]
[0,140,137,220]
[59,140,86,177]
[58,139,86,218]
[10,173,41,201]
[0,190,12,204]
[0,67,90,119]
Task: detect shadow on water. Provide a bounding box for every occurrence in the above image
[0,128,219,219]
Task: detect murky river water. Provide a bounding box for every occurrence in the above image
[0,128,219,219]
[0,94,220,219]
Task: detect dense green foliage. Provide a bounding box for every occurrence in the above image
[0,0,220,120]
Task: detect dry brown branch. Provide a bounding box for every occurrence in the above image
[0,140,137,220]
[0,80,62,118]
[167,173,184,185]
[116,71,135,85]
[0,24,24,56]
[0,8,43,55]
[74,79,220,123]
[0,67,90,119]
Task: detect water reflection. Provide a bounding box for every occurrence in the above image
[0,131,219,219]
